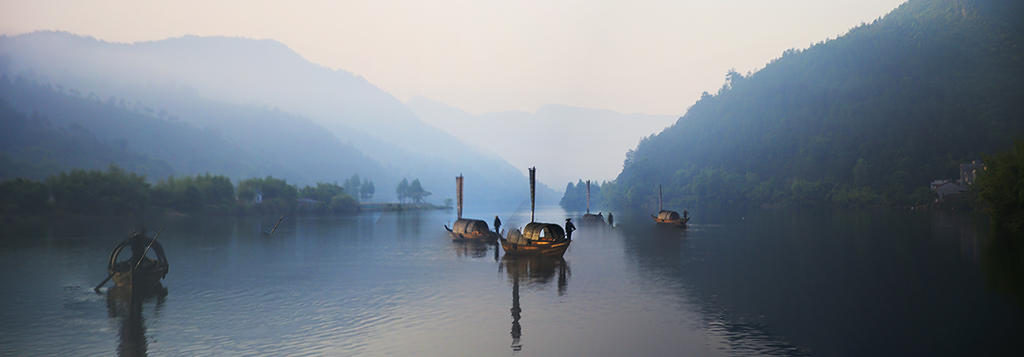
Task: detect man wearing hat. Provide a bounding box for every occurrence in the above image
[565,218,576,240]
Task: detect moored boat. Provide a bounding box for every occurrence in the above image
[447,218,499,241]
[501,222,571,256]
[446,175,499,241]
[652,185,689,227]
[499,167,572,257]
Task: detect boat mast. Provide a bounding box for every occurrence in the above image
[586,180,591,214]
[456,174,463,220]
[529,167,536,223]
[659,184,663,212]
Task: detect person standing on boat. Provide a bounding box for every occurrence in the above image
[683,210,689,219]
[494,215,501,234]
[127,229,149,267]
[564,218,576,240]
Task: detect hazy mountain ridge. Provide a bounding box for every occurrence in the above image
[612,0,1024,209]
[0,93,175,181]
[0,31,554,207]
[0,73,312,182]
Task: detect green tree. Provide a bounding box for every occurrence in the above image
[407,179,431,203]
[46,164,150,215]
[343,174,362,199]
[360,179,375,201]
[977,139,1024,230]
[300,182,346,202]
[0,178,50,215]
[396,178,409,203]
[237,175,298,212]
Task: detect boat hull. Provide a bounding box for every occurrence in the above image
[109,258,169,290]
[653,217,689,227]
[449,231,499,242]
[500,239,571,257]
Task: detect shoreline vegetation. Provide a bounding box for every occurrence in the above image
[0,164,443,220]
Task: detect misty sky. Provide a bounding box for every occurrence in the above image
[2,0,906,117]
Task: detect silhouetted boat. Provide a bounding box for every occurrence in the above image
[500,167,572,257]
[446,175,499,241]
[580,180,606,224]
[652,185,689,227]
[106,231,169,291]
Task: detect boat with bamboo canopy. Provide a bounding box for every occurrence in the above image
[500,167,572,257]
[652,185,689,227]
[445,175,499,241]
[104,229,169,293]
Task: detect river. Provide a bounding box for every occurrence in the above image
[1,206,1022,356]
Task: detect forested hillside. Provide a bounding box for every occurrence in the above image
[612,0,1024,209]
[0,73,387,186]
[0,96,174,181]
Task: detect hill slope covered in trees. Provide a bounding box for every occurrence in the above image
[611,0,1024,209]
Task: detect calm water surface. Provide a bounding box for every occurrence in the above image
[1,207,1022,356]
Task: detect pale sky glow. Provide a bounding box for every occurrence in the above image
[1,0,906,116]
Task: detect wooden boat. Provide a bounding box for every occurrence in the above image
[106,232,169,291]
[652,185,689,227]
[502,223,571,256]
[653,210,689,227]
[499,167,572,257]
[446,175,498,241]
[447,218,498,241]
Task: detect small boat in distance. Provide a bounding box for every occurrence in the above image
[106,229,169,292]
[652,185,689,227]
[580,180,605,224]
[446,175,499,241]
[501,167,572,257]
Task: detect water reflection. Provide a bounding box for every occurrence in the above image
[452,240,500,260]
[498,255,570,352]
[981,227,1024,310]
[105,284,167,357]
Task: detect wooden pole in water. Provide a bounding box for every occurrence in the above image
[529,167,536,223]
[268,215,285,235]
[456,174,464,220]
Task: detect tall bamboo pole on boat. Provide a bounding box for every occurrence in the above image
[456,174,464,220]
[529,167,536,223]
[659,185,663,212]
[586,180,591,214]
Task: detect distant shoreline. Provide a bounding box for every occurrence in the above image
[359,202,451,212]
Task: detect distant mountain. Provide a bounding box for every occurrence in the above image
[0,93,174,181]
[613,0,1024,209]
[0,73,387,185]
[407,97,677,187]
[0,32,545,207]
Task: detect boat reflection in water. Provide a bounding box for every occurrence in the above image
[452,239,500,261]
[106,284,167,357]
[498,255,570,352]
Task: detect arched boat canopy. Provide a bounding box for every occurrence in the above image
[657,210,680,221]
[521,222,565,242]
[453,218,490,234]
